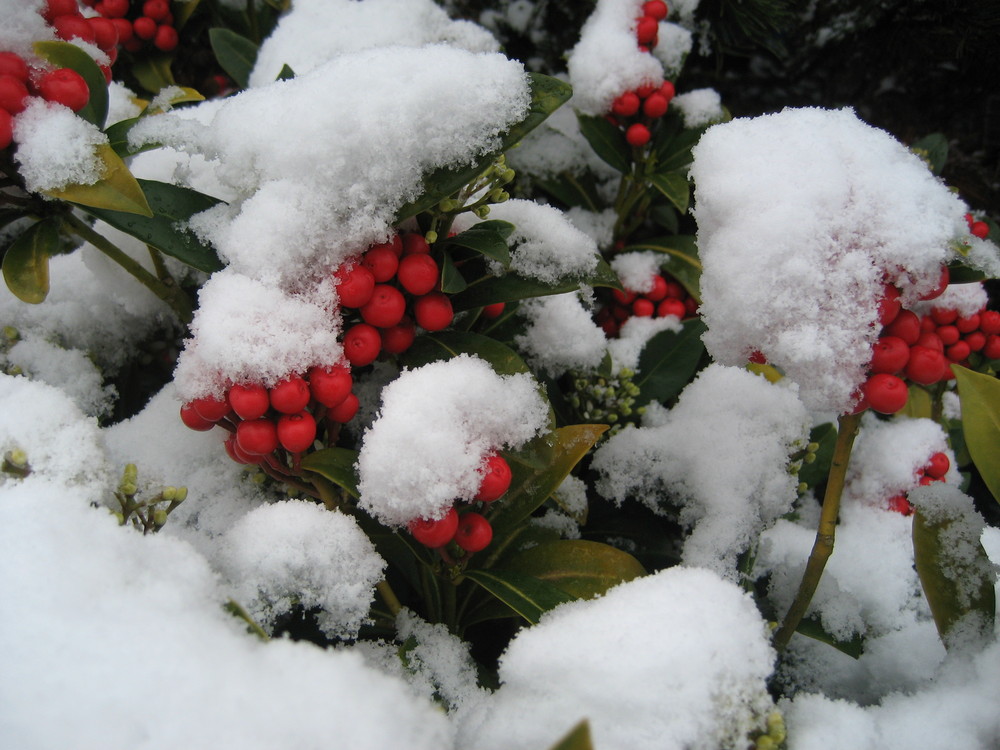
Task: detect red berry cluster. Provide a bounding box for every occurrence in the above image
[0,53,91,150]
[180,364,360,463]
[596,271,697,337]
[635,0,669,51]
[81,0,180,56]
[885,451,950,515]
[858,269,1000,414]
[407,453,513,555]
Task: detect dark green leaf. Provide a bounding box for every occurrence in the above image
[463,569,575,625]
[209,28,259,89]
[649,172,690,214]
[502,540,645,600]
[300,447,360,498]
[798,422,837,488]
[796,615,864,659]
[653,110,705,173]
[438,252,468,294]
[131,54,176,94]
[2,219,59,304]
[635,317,707,406]
[394,73,572,222]
[546,721,594,750]
[401,330,532,376]
[78,179,223,272]
[911,133,948,175]
[536,173,602,212]
[440,220,513,266]
[948,264,989,284]
[951,365,1000,503]
[276,63,296,81]
[576,113,631,173]
[33,41,108,129]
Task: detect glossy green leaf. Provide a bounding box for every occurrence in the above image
[402,330,532,376]
[33,40,108,128]
[131,54,176,94]
[796,615,864,659]
[145,86,206,115]
[913,503,996,650]
[300,447,360,498]
[209,28,259,89]
[503,540,645,600]
[649,172,690,214]
[395,73,572,222]
[536,173,601,212]
[947,263,989,284]
[951,365,1000,503]
[635,317,707,406]
[546,721,594,750]
[440,220,514,267]
[450,256,620,312]
[45,143,152,217]
[653,110,706,173]
[576,113,631,173]
[797,422,837,488]
[463,569,575,625]
[78,179,223,272]
[438,252,468,294]
[2,220,59,303]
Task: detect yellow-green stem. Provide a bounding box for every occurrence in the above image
[773,411,863,651]
[376,580,402,618]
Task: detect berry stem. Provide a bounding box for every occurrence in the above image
[376,580,402,618]
[773,410,863,651]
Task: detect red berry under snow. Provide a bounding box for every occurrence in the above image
[408,506,459,548]
[362,246,399,283]
[0,75,29,115]
[925,451,950,479]
[191,393,230,422]
[475,453,512,503]
[612,91,640,118]
[334,263,376,308]
[228,382,270,420]
[0,52,29,82]
[869,336,909,374]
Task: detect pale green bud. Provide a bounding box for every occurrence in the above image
[425,230,438,244]
[152,508,168,527]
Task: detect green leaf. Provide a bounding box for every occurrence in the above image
[795,615,864,659]
[173,0,203,29]
[798,422,837,488]
[394,73,572,222]
[131,54,176,94]
[209,28,259,89]
[276,63,296,81]
[947,264,989,284]
[502,540,645,600]
[911,133,948,175]
[78,179,223,272]
[546,721,594,750]
[635,317,707,406]
[463,569,575,625]
[33,40,108,129]
[45,143,152,217]
[576,113,631,173]
[440,220,514,267]
[300,447,360,498]
[402,330,532,376]
[649,172,690,214]
[438,252,468,294]
[536,173,602,212]
[653,109,706,173]
[951,365,1000,503]
[913,501,996,650]
[2,219,59,303]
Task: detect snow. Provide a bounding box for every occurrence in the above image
[673,87,725,127]
[515,292,608,376]
[13,98,108,193]
[357,355,548,526]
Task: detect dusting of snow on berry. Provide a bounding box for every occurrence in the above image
[912,280,988,319]
[611,251,661,294]
[691,107,970,413]
[357,355,548,527]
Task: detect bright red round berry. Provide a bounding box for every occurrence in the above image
[936,325,959,346]
[402,232,431,255]
[636,15,658,45]
[869,336,909,374]
[88,16,119,50]
[877,284,901,326]
[360,284,406,328]
[343,323,381,366]
[971,221,989,239]
[475,453,512,502]
[180,402,215,431]
[454,512,493,553]
[613,288,637,305]
[659,79,676,102]
[133,16,157,40]
[644,275,668,302]
[883,309,920,345]
[362,246,399,282]
[611,91,640,117]
[643,0,669,20]
[37,68,90,112]
[102,0,130,17]
[863,373,908,414]
[930,307,958,325]
[0,75,30,115]
[53,14,97,44]
[228,382,270,420]
[397,253,439,296]
[625,122,651,147]
[191,393,230,422]
[334,262,376,308]
[236,418,279,455]
[482,302,505,319]
[985,334,1000,360]
[887,494,913,515]
[269,374,311,414]
[964,331,986,352]
[0,53,28,82]
[307,364,352,408]
[905,346,948,385]
[656,298,686,318]
[945,340,971,362]
[632,298,654,317]
[642,91,668,118]
[143,0,170,22]
[408,506,459,548]
[277,411,317,453]
[111,17,133,43]
[925,451,950,479]
[153,24,179,52]
[328,392,359,423]
[414,292,453,331]
[955,313,980,334]
[224,433,260,465]
[914,331,943,352]
[980,310,1000,335]
[380,317,416,354]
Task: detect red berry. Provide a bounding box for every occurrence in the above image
[369,235,403,258]
[876,284,901,326]
[53,14,97,44]
[0,75,30,115]
[88,16,119,50]
[636,82,658,99]
[236,418,278,455]
[925,451,950,479]
[632,298,654,317]
[482,302,505,319]
[277,411,317,453]
[307,365,352,408]
[914,331,943,352]
[111,17,133,43]
[0,53,29,82]
[659,79,676,102]
[334,262,376,308]
[936,325,959,346]
[964,331,986,352]
[102,0,129,17]
[945,340,970,362]
[380,317,416,354]
[684,297,698,317]
[919,266,949,301]
[408,506,459,548]
[980,310,1000,335]
[985,334,1000,360]
[656,298,686,318]
[643,0,669,20]
[612,288,637,306]
[402,232,431,255]
[360,284,406,328]
[635,15,658,45]
[955,313,980,334]
[37,68,90,112]
[397,253,440,296]
[863,373,908,414]
[869,336,909,374]
[748,350,767,365]
[883,309,920,345]
[269,374,311,414]
[611,91,640,118]
[0,109,12,150]
[905,346,948,385]
[44,0,81,21]
[664,279,685,299]
[971,221,989,239]
[224,433,260,465]
[180,402,215,431]
[919,315,936,334]
[153,24,179,52]
[930,307,958,325]
[414,292,453,331]
[642,91,668,118]
[328,392,359,423]
[362,246,399,282]
[191,394,230,422]
[143,0,170,22]
[228,382,270,420]
[625,123,651,147]
[887,494,914,515]
[454,512,493,553]
[475,453,512,502]
[133,16,157,40]
[343,323,381,366]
